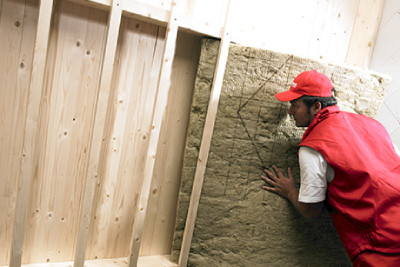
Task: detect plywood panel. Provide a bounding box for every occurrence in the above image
[86,17,166,260]
[130,0,172,9]
[227,0,361,64]
[345,0,386,67]
[73,1,122,266]
[140,31,202,256]
[127,0,183,262]
[11,0,54,264]
[0,0,38,264]
[21,0,108,263]
[0,1,25,261]
[70,0,385,68]
[306,0,360,62]
[183,0,228,31]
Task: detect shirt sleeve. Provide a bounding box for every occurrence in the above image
[298,146,330,203]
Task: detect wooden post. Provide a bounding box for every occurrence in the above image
[9,0,54,266]
[178,1,231,266]
[127,1,183,266]
[73,1,122,266]
[345,0,386,68]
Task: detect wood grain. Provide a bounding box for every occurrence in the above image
[10,0,53,266]
[0,0,388,264]
[346,0,386,67]
[0,0,38,264]
[127,0,182,265]
[178,1,231,265]
[20,1,108,264]
[140,31,202,256]
[86,18,166,260]
[73,0,120,266]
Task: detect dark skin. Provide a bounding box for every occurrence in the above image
[261,98,324,219]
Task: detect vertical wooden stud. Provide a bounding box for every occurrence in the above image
[345,0,386,67]
[73,1,122,266]
[178,1,231,266]
[127,1,183,266]
[0,0,36,262]
[9,0,54,266]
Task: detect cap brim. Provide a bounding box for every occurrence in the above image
[275,90,303,101]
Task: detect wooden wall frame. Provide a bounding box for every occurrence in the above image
[10,0,55,266]
[127,0,182,266]
[73,0,123,266]
[0,0,385,266]
[178,1,231,265]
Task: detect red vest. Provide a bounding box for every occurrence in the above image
[299,105,400,260]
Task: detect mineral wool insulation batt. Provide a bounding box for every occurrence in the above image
[172,38,390,267]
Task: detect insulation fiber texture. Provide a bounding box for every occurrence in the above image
[172,38,390,267]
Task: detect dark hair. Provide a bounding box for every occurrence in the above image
[300,88,337,109]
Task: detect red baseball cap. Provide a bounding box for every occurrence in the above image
[275,70,334,101]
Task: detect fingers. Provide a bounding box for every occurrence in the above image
[262,165,292,182]
[262,185,277,192]
[272,165,283,177]
[261,165,295,198]
[265,165,285,179]
[261,169,277,192]
[261,174,276,185]
[263,168,275,179]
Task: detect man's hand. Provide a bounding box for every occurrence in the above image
[261,165,297,200]
[261,165,324,219]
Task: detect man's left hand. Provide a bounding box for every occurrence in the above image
[261,165,297,200]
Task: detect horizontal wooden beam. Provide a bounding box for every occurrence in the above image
[66,0,169,25]
[22,255,177,267]
[122,0,169,25]
[66,0,111,11]
[178,15,222,37]
[67,0,223,37]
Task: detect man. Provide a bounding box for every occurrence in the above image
[261,70,400,266]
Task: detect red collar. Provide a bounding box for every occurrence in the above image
[301,105,340,143]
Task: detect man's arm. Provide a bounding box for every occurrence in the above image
[261,165,324,219]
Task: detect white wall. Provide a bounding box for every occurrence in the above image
[370,0,400,147]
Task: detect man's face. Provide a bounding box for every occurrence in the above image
[288,99,315,127]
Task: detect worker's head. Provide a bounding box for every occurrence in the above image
[275,70,337,127]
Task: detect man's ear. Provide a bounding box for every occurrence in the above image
[312,101,322,115]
